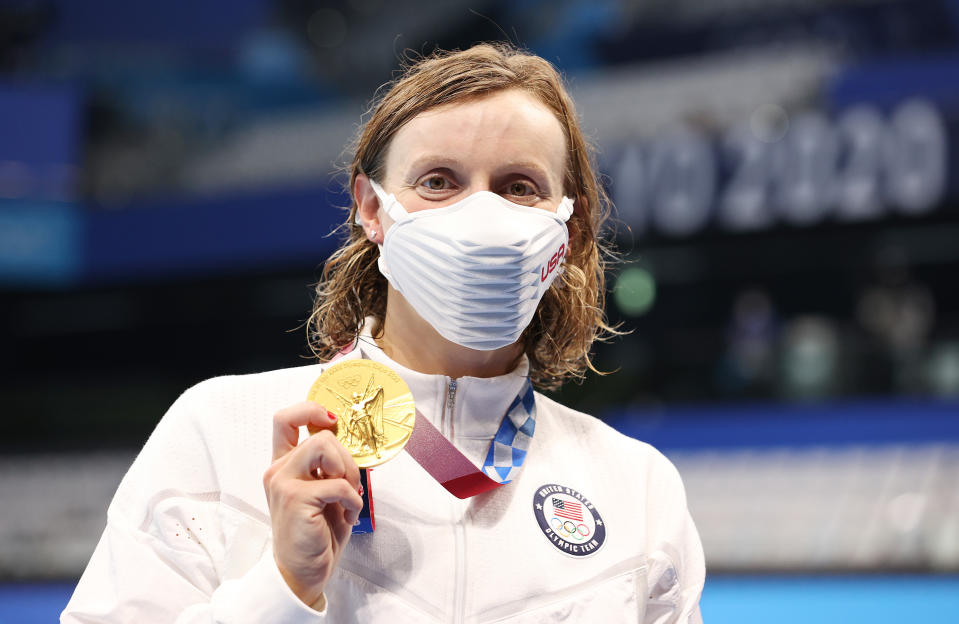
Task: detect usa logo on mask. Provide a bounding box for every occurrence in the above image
[540,243,567,282]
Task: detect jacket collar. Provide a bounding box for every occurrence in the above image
[351,328,530,449]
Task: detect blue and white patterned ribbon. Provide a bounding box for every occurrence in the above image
[481,379,536,483]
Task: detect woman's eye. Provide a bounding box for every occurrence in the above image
[508,182,535,196]
[422,176,448,191]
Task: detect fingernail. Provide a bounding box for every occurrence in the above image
[326,410,337,422]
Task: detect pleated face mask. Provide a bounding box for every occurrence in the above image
[366,180,574,351]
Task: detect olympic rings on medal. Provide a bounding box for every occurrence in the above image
[550,516,591,541]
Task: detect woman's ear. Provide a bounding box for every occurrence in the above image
[568,193,587,242]
[354,173,384,244]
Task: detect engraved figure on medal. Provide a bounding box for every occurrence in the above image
[307,359,416,468]
[325,375,388,458]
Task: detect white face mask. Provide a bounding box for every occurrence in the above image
[366,180,574,351]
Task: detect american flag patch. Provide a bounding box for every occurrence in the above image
[552,497,583,521]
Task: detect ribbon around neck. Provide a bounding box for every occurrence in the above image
[333,342,536,499]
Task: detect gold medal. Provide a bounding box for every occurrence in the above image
[306,359,415,468]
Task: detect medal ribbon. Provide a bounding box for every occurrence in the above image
[405,380,536,498]
[333,342,537,500]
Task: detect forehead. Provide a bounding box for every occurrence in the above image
[383,89,567,184]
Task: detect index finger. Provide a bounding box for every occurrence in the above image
[272,401,337,461]
[330,432,361,492]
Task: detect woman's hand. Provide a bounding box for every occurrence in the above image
[264,401,363,609]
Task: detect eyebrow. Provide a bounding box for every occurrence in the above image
[498,160,555,187]
[403,155,559,193]
[403,155,462,180]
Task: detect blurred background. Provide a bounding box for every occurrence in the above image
[2,0,959,621]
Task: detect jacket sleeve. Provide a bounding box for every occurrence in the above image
[641,448,706,624]
[61,380,328,623]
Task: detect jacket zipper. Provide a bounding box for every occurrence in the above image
[452,516,467,623]
[445,379,457,439]
[445,379,467,623]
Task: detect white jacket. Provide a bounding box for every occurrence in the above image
[64,338,704,623]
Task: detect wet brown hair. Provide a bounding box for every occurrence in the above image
[309,42,618,390]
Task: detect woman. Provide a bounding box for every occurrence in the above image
[64,43,704,623]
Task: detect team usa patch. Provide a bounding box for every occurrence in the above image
[532,483,606,557]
